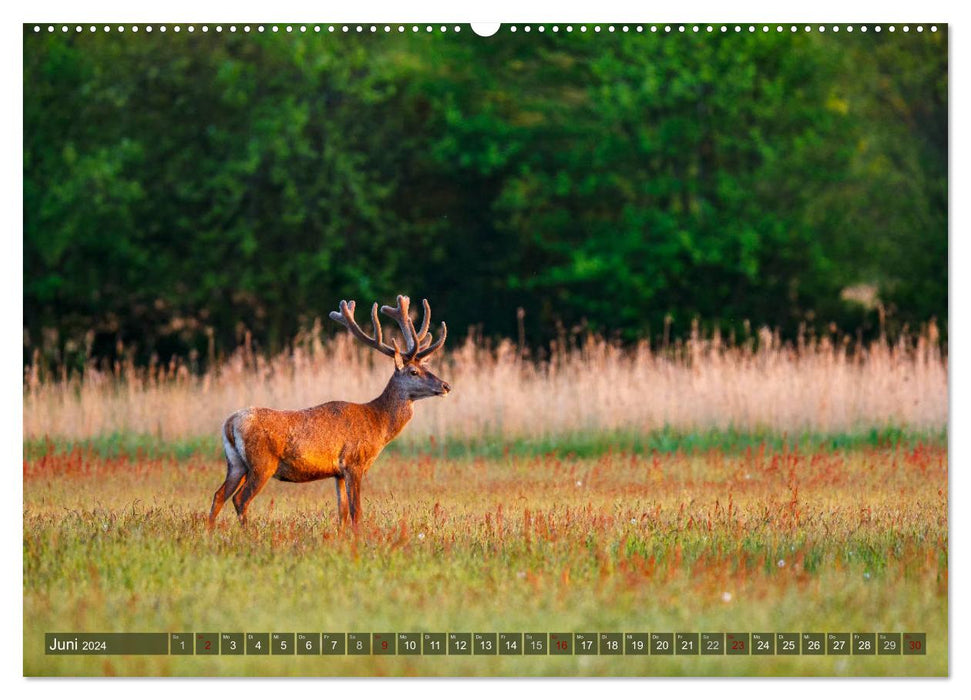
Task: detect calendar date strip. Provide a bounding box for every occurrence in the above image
[46,632,926,656]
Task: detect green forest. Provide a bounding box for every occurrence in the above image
[23,25,947,365]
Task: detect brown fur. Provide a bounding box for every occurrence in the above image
[208,296,449,530]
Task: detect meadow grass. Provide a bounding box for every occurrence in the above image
[23,425,947,462]
[23,441,947,676]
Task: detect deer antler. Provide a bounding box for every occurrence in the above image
[414,298,432,345]
[415,318,446,360]
[328,300,397,357]
[411,298,447,359]
[379,295,446,361]
[330,295,446,362]
[380,295,421,355]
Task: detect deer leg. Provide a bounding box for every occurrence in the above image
[230,474,249,516]
[334,476,350,532]
[209,451,248,530]
[232,465,274,527]
[208,470,245,529]
[345,470,364,526]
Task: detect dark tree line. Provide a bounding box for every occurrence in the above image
[23,26,947,367]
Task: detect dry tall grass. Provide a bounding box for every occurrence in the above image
[23,324,948,446]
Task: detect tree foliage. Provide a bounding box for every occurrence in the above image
[23,27,947,364]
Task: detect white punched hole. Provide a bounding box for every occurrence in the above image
[471,23,500,37]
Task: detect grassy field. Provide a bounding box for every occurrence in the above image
[23,330,948,676]
[23,437,947,676]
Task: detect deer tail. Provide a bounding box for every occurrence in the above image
[222,412,248,470]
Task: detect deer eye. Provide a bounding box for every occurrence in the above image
[409,368,420,376]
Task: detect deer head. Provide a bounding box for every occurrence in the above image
[329,295,451,400]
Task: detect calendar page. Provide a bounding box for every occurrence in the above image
[22,17,948,678]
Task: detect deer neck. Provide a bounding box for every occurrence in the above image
[369,380,414,442]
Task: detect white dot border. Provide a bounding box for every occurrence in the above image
[28,23,942,35]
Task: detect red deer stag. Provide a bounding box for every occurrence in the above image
[207,295,449,530]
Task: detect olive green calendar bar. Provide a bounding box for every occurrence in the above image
[45,632,927,655]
